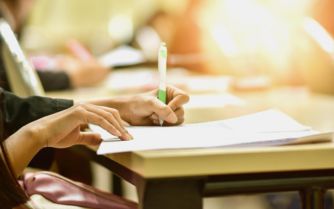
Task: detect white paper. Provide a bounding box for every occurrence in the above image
[211,110,311,132]
[98,46,146,68]
[90,109,333,154]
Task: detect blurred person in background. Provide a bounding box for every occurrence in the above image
[142,0,210,73]
[297,0,334,94]
[145,1,334,209]
[11,0,334,94]
[143,0,334,94]
[312,0,334,36]
[0,0,109,92]
[0,0,110,186]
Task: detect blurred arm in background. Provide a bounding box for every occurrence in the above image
[135,0,212,74]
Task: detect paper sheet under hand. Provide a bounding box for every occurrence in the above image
[90,109,333,154]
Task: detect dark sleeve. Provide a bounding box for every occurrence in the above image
[2,90,73,138]
[37,70,72,91]
[0,90,29,208]
[0,53,11,91]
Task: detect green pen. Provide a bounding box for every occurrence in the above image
[158,42,167,126]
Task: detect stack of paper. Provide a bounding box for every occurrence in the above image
[90,109,333,154]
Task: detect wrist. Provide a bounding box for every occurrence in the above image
[22,124,47,151]
[4,126,45,176]
[88,96,129,109]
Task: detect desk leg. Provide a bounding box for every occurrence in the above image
[137,178,204,209]
[300,188,325,209]
[112,174,123,196]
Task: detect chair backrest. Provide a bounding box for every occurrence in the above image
[0,18,44,97]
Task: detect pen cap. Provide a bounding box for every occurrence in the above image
[159,42,167,58]
[158,42,167,89]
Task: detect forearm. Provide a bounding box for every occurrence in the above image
[4,126,45,176]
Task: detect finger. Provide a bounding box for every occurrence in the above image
[84,105,127,137]
[148,99,178,124]
[138,115,157,126]
[149,113,161,126]
[122,120,130,127]
[80,124,89,131]
[78,132,102,146]
[163,108,185,126]
[98,106,133,140]
[174,107,185,125]
[167,91,190,111]
[150,113,159,121]
[152,119,160,126]
[84,111,122,137]
[98,106,127,132]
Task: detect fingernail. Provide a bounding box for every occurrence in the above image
[121,133,133,141]
[151,114,159,121]
[115,130,122,137]
[127,133,134,140]
[152,119,160,125]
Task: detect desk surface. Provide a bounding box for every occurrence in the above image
[105,141,334,178]
[47,77,334,179]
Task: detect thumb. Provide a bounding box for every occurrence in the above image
[151,99,178,124]
[78,132,102,146]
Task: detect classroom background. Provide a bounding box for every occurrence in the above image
[18,0,334,208]
[21,0,334,95]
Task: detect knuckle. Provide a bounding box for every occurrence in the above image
[184,94,190,102]
[74,105,87,115]
[177,108,185,115]
[110,108,120,116]
[148,98,156,107]
[97,117,105,123]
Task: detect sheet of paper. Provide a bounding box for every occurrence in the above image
[195,109,311,132]
[98,46,146,68]
[90,109,333,154]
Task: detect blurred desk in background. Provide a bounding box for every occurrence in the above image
[46,70,334,209]
[46,68,334,131]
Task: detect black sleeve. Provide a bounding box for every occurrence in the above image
[37,70,72,91]
[0,54,10,91]
[1,90,73,138]
[0,90,28,208]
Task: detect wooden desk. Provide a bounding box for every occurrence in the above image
[47,86,334,209]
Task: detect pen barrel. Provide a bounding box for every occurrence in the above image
[158,89,167,104]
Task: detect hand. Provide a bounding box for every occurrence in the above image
[5,104,131,175]
[35,103,133,149]
[56,56,109,88]
[99,86,190,126]
[21,104,132,150]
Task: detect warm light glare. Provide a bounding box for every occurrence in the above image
[211,26,238,57]
[202,0,314,74]
[108,14,133,44]
[303,17,334,55]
